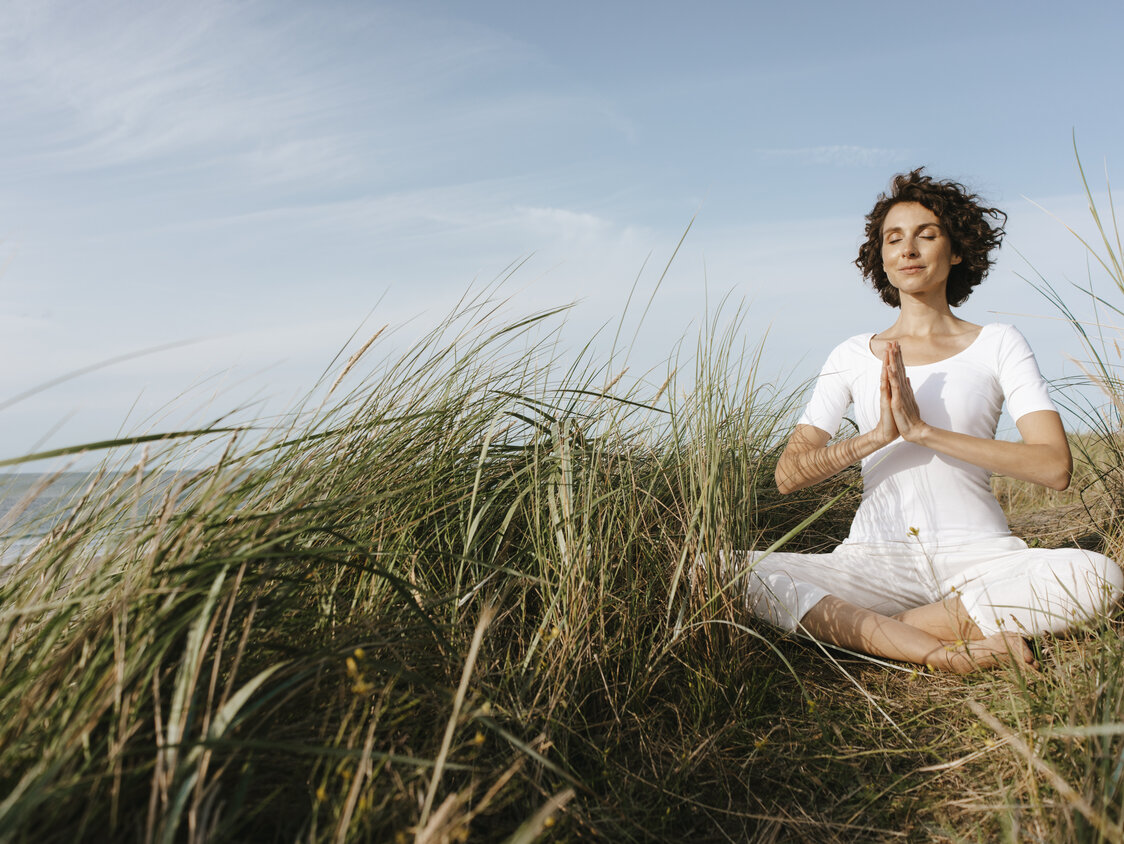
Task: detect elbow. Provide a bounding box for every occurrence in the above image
[1050,466,1072,492]
[1045,457,1073,492]
[774,463,797,496]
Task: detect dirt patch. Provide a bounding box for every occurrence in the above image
[1006,503,1105,551]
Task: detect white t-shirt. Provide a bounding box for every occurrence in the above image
[798,323,1058,547]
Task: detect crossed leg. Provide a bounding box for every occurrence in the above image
[800,594,1036,673]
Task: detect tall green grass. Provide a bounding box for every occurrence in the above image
[957,152,1124,842]
[6,156,1124,842]
[0,288,858,842]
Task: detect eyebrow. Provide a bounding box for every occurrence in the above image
[882,222,944,236]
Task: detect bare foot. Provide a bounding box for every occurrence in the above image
[941,632,1038,674]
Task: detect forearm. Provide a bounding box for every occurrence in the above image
[775,429,889,494]
[885,343,1071,491]
[911,424,1072,490]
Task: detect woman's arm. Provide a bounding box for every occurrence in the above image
[775,356,900,494]
[774,424,884,494]
[775,340,1072,494]
[885,341,1072,490]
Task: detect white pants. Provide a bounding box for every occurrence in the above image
[707,536,1123,637]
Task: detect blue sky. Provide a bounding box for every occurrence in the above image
[1,0,1122,460]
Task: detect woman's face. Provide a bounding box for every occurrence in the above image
[880,201,962,301]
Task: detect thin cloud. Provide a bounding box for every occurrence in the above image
[757,145,909,167]
[516,206,612,238]
[0,2,540,183]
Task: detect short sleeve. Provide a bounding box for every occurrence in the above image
[996,325,1058,421]
[797,341,854,436]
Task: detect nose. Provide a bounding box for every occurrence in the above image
[899,237,919,257]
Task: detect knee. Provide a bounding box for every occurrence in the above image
[969,549,1122,637]
[746,571,803,631]
[1040,550,1121,632]
[1073,550,1123,607]
[1098,554,1124,595]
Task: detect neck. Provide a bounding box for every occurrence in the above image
[890,293,959,335]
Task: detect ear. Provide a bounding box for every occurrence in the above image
[951,253,962,265]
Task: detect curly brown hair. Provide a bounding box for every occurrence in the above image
[855,168,1007,307]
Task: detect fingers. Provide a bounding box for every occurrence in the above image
[883,341,927,441]
[883,343,900,399]
[886,342,913,399]
[875,348,901,443]
[888,341,907,387]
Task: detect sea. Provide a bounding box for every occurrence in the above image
[0,471,183,569]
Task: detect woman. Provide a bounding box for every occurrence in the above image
[743,169,1122,672]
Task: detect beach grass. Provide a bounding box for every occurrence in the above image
[3,163,1124,842]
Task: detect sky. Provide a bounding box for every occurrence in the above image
[1,0,1123,464]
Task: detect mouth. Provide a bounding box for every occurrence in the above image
[899,265,924,273]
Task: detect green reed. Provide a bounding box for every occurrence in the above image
[0,284,852,842]
[956,150,1124,842]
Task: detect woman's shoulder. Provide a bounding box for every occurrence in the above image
[821,332,878,365]
[963,323,1041,369]
[978,321,1016,334]
[836,331,878,352]
[974,322,1032,348]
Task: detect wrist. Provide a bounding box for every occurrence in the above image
[863,428,896,453]
[905,422,935,446]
